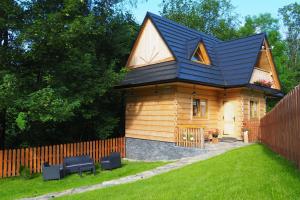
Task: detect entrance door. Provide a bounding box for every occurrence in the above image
[223,101,235,136]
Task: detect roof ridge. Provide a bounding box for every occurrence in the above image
[146,12,221,42]
[219,32,266,44]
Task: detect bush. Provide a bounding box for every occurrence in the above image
[19,166,32,179]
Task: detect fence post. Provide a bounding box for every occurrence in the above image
[3,150,7,177]
[200,128,204,149]
[0,150,2,178]
[12,149,16,176]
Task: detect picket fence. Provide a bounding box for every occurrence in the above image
[260,85,300,168]
[0,137,125,178]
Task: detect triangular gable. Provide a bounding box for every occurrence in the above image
[127,19,175,68]
[190,41,211,65]
[250,39,281,90]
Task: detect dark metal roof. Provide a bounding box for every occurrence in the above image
[247,84,284,97]
[118,12,282,96]
[119,61,178,87]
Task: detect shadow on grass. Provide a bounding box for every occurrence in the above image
[259,143,300,179]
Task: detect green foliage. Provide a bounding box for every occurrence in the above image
[0,0,138,147]
[19,166,32,180]
[161,0,238,40]
[16,112,27,130]
[279,3,300,84]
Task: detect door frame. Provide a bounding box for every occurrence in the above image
[223,100,236,137]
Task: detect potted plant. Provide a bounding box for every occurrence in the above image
[211,129,219,144]
[253,80,273,88]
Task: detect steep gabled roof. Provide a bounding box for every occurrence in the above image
[118,12,282,96]
[216,33,265,86]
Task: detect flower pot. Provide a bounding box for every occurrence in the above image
[212,137,219,144]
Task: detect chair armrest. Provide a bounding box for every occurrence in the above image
[101,156,110,162]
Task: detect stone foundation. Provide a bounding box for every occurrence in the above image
[126,137,207,161]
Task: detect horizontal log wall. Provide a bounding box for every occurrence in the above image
[125,85,177,142]
[176,84,221,136]
[0,137,125,178]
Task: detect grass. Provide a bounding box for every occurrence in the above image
[0,160,167,200]
[58,144,300,200]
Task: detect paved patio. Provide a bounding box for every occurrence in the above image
[21,141,249,200]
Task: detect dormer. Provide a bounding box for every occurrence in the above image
[190,41,211,65]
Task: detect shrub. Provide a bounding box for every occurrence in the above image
[19,166,32,179]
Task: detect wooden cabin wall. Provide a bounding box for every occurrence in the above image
[241,90,266,120]
[125,83,267,143]
[175,84,221,134]
[125,85,177,142]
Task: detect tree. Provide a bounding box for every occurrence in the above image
[0,0,138,148]
[279,3,300,79]
[160,0,238,40]
[0,0,24,148]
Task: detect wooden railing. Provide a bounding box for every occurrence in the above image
[0,137,125,178]
[250,67,274,87]
[175,126,204,148]
[260,84,300,168]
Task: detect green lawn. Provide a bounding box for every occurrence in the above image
[0,160,167,200]
[58,144,300,200]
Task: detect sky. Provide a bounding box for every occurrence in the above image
[128,0,298,35]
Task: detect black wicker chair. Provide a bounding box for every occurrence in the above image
[101,152,122,170]
[42,162,64,181]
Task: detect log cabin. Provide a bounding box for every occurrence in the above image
[116,12,283,159]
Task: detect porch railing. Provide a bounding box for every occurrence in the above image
[175,126,205,148]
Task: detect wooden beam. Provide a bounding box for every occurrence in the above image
[263,40,281,90]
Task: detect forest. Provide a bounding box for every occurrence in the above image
[0,0,299,148]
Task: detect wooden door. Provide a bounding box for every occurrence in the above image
[223,101,235,136]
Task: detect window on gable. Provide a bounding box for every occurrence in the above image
[191,42,211,65]
[193,98,208,118]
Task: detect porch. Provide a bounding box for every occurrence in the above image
[174,121,260,149]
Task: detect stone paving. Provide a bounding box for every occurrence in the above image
[20,141,249,200]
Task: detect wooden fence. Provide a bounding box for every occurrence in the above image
[175,126,204,148]
[260,84,300,168]
[243,120,261,142]
[0,137,125,178]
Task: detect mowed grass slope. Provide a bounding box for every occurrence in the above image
[0,160,166,200]
[59,144,300,200]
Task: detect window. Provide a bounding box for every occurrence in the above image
[193,98,208,118]
[191,42,211,65]
[250,100,258,119]
[192,47,205,63]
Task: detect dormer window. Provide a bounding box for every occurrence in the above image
[191,42,211,65]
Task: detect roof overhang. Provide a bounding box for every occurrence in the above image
[116,79,284,98]
[246,84,284,98]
